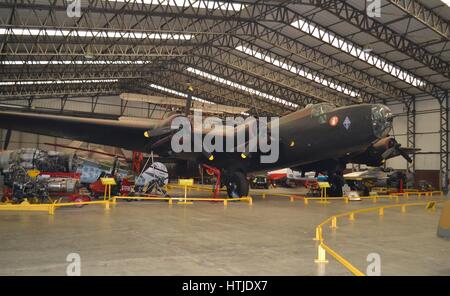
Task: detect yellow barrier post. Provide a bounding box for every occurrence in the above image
[426,201,436,211]
[401,205,407,213]
[317,182,331,204]
[349,213,355,221]
[313,226,322,241]
[315,244,329,264]
[344,197,349,204]
[372,196,378,203]
[101,178,116,201]
[262,193,266,199]
[304,198,309,205]
[224,199,228,207]
[289,195,295,202]
[379,207,384,216]
[330,216,338,229]
[178,179,194,205]
[49,203,56,215]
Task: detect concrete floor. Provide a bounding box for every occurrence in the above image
[0,187,448,276]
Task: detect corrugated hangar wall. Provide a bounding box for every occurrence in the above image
[386,97,443,171]
[386,97,447,189]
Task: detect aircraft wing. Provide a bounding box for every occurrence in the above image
[0,109,268,165]
[0,110,156,152]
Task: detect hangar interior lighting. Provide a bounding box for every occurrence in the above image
[236,45,359,98]
[0,28,193,40]
[185,67,299,109]
[0,79,118,86]
[0,60,149,65]
[112,0,245,11]
[291,19,425,88]
[148,83,214,105]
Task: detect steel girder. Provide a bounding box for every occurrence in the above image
[142,70,283,116]
[200,44,353,105]
[0,68,161,81]
[290,6,449,103]
[167,57,318,109]
[406,98,416,174]
[386,0,449,40]
[0,81,122,98]
[313,0,450,79]
[0,1,289,23]
[0,0,447,105]
[248,22,414,102]
[1,23,382,104]
[440,94,449,193]
[176,51,353,107]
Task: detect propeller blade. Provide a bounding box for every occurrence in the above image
[381,140,413,163]
[381,146,396,160]
[398,148,413,163]
[3,129,11,150]
[145,126,174,138]
[150,134,173,150]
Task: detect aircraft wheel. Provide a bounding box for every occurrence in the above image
[226,172,249,198]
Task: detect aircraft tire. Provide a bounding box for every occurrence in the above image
[226,172,249,198]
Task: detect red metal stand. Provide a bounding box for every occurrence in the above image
[202,164,221,198]
[132,151,143,174]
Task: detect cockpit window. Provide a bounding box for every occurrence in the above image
[311,103,335,124]
[372,104,393,138]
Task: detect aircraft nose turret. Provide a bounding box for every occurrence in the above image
[371,104,393,138]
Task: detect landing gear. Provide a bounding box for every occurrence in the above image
[225,171,249,198]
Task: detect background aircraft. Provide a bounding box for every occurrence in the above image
[0,99,412,198]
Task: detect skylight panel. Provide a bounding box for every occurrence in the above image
[235,45,359,97]
[291,18,425,88]
[149,83,215,104]
[0,79,118,86]
[0,28,193,40]
[185,67,299,108]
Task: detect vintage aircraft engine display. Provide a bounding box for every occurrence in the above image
[134,162,169,197]
[0,148,131,203]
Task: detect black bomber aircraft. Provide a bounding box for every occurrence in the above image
[0,101,413,198]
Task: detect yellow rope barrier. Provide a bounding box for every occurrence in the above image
[314,200,445,276]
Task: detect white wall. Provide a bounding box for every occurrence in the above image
[386,97,444,171]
